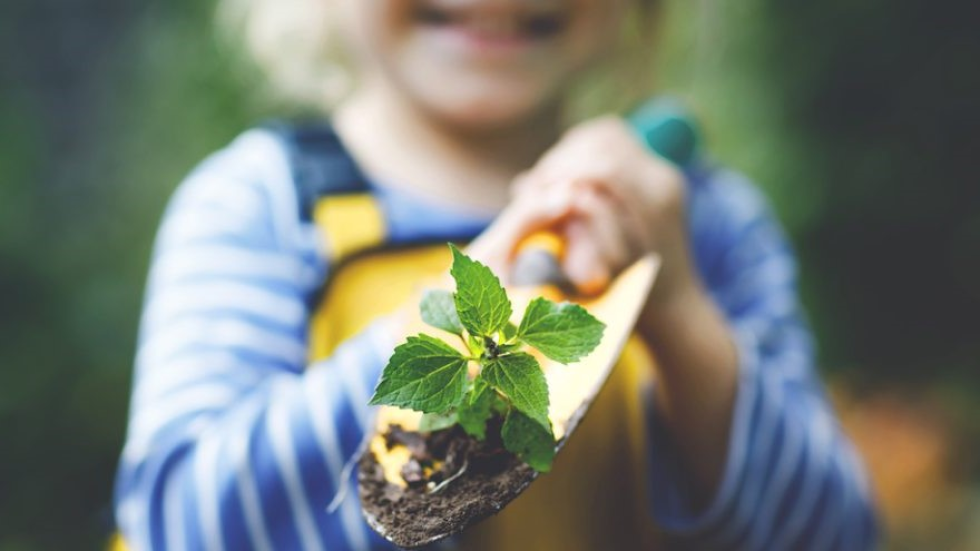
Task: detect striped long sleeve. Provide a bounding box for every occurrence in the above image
[645,168,878,549]
[114,130,391,550]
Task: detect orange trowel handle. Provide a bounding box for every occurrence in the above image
[510,230,569,288]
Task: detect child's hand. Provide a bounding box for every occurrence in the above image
[471,116,700,307]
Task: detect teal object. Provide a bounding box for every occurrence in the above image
[627,97,700,168]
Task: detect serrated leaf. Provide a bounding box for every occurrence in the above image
[489,392,510,415]
[481,352,550,431]
[502,409,556,472]
[467,333,485,357]
[420,289,464,335]
[495,342,521,355]
[457,381,494,440]
[449,244,512,337]
[369,334,469,413]
[419,412,458,432]
[517,297,606,364]
[502,321,518,341]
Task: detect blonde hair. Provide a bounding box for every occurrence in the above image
[217,0,662,115]
[217,0,351,107]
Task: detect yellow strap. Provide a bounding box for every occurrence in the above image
[106,533,126,551]
[308,244,453,362]
[313,193,387,263]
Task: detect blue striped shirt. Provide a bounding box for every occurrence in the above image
[115,128,878,550]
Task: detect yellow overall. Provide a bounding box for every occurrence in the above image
[310,193,666,550]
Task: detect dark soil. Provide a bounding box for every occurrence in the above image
[358,422,537,549]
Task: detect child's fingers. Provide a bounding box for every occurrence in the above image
[466,180,575,278]
[562,217,610,296]
[571,183,632,268]
[498,180,576,245]
[510,170,537,198]
[561,182,641,295]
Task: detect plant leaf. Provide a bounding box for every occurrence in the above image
[420,289,465,335]
[419,412,458,432]
[501,409,556,473]
[502,321,518,341]
[517,297,606,364]
[481,352,550,430]
[495,342,521,355]
[369,334,469,413]
[457,380,494,440]
[449,244,512,337]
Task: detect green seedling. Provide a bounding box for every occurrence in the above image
[369,244,605,472]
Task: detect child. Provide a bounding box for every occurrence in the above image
[115,0,878,549]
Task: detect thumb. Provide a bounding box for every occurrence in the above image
[467,183,576,276]
[562,217,611,296]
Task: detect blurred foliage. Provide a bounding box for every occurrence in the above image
[1,0,977,549]
[660,0,980,385]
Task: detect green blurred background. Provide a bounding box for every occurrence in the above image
[1,0,978,549]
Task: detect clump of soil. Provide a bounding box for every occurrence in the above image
[358,419,537,549]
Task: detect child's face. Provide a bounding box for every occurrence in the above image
[340,0,631,128]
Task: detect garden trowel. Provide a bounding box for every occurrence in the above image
[356,99,699,548]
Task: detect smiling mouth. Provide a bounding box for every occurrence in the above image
[415,3,568,41]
